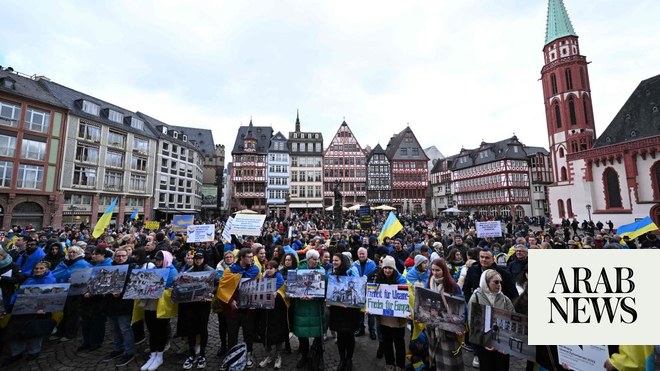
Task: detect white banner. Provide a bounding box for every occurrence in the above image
[221,217,234,242]
[476,221,502,238]
[557,345,609,371]
[230,214,266,236]
[365,283,410,318]
[186,224,215,243]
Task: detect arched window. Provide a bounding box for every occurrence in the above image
[551,73,558,95]
[571,141,578,153]
[565,69,573,90]
[568,96,577,125]
[567,198,573,217]
[559,147,565,158]
[558,199,566,218]
[583,97,590,125]
[554,104,562,128]
[651,161,660,201]
[603,167,623,208]
[560,167,568,181]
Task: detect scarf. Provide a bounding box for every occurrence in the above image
[0,252,13,269]
[429,277,444,293]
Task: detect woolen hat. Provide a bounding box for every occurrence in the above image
[381,256,396,270]
[414,255,428,268]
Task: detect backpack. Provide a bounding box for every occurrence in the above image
[222,342,247,371]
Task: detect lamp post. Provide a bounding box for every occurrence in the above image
[585,204,592,223]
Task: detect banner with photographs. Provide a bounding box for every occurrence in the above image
[88,265,129,296]
[171,270,216,303]
[326,275,367,308]
[123,268,169,300]
[12,283,70,315]
[414,287,465,333]
[285,269,326,298]
[365,283,410,318]
[469,302,536,363]
[238,277,276,309]
[69,268,93,296]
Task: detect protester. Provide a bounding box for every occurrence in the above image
[328,253,361,371]
[256,261,287,370]
[374,256,408,371]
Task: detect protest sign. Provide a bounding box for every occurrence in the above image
[365,283,410,318]
[470,302,536,362]
[172,214,194,231]
[69,268,93,296]
[221,216,235,242]
[230,214,266,236]
[187,224,215,243]
[13,283,70,315]
[171,270,216,303]
[557,345,609,371]
[414,287,465,333]
[476,221,503,238]
[88,265,129,296]
[326,275,367,308]
[123,268,169,300]
[145,221,160,230]
[238,277,276,309]
[285,269,326,298]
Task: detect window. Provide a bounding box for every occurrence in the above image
[400,148,408,156]
[568,96,577,125]
[108,131,126,148]
[560,166,567,181]
[566,198,573,217]
[565,69,573,90]
[604,168,623,208]
[108,110,123,123]
[21,139,46,161]
[129,173,147,192]
[554,104,562,128]
[550,73,557,95]
[558,147,564,158]
[0,134,17,156]
[78,122,101,142]
[17,164,43,189]
[73,166,96,187]
[0,99,20,127]
[0,160,12,187]
[75,145,99,164]
[130,117,144,130]
[106,151,124,168]
[133,137,149,153]
[64,194,92,205]
[25,107,50,133]
[81,100,100,116]
[131,156,147,171]
[412,148,419,156]
[104,170,123,191]
[583,97,590,125]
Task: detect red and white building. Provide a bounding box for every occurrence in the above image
[323,121,367,207]
[230,121,272,212]
[385,127,429,214]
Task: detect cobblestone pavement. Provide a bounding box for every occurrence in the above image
[3,316,527,371]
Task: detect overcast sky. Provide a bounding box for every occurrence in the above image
[2,0,658,158]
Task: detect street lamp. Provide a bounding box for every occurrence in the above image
[585,204,592,222]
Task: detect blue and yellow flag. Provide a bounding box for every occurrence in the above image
[92,197,118,238]
[172,214,194,229]
[617,216,658,240]
[129,208,139,220]
[378,211,403,243]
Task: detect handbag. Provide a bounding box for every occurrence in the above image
[20,318,56,339]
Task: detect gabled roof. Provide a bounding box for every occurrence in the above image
[593,74,660,148]
[0,70,66,109]
[430,154,458,174]
[384,126,430,161]
[163,123,216,157]
[38,79,156,139]
[451,135,529,170]
[269,131,288,152]
[136,112,202,152]
[524,146,550,156]
[367,143,388,162]
[545,0,577,46]
[232,121,273,155]
[324,121,365,154]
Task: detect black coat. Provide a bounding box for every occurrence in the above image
[462,263,518,303]
[328,305,361,333]
[0,263,24,309]
[257,294,290,346]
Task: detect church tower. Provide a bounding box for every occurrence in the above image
[541,0,596,184]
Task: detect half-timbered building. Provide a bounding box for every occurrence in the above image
[323,121,367,207]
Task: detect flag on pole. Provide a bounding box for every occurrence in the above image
[378,211,403,244]
[616,216,658,240]
[129,208,139,220]
[93,197,118,238]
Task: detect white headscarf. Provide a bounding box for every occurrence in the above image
[478,269,501,305]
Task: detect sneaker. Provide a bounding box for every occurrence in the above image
[60,336,72,342]
[196,356,207,369]
[274,355,282,370]
[472,356,480,368]
[462,343,474,353]
[141,353,155,371]
[369,333,377,340]
[102,350,124,362]
[115,354,135,367]
[246,352,254,368]
[183,356,196,370]
[259,356,272,368]
[49,335,60,341]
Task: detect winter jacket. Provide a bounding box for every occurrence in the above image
[353,258,377,279]
[16,248,46,276]
[292,259,328,338]
[462,262,518,303]
[52,257,93,283]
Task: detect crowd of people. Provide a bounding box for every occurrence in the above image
[0,212,657,371]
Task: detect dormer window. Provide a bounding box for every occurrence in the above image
[0,77,15,89]
[479,151,489,158]
[513,146,519,153]
[81,100,100,116]
[161,126,168,134]
[182,134,187,142]
[130,117,144,130]
[173,131,179,139]
[108,109,123,123]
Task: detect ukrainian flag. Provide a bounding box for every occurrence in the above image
[172,214,194,228]
[378,211,403,244]
[92,197,118,238]
[617,216,658,240]
[129,208,139,220]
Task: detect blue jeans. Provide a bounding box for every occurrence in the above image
[108,314,134,356]
[8,337,43,356]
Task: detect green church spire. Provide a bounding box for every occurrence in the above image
[545,0,577,45]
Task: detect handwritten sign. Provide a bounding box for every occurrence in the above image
[365,283,410,318]
[187,224,215,243]
[476,221,502,238]
[145,221,160,230]
[230,214,266,236]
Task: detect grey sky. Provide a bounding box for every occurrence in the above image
[2,0,658,157]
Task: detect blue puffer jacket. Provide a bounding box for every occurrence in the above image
[52,257,93,283]
[16,249,46,276]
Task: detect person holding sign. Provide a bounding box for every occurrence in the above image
[328,253,361,371]
[374,256,408,371]
[256,261,287,370]
[467,269,515,371]
[424,259,464,371]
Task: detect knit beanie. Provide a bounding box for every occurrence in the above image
[414,254,428,268]
[381,256,396,270]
